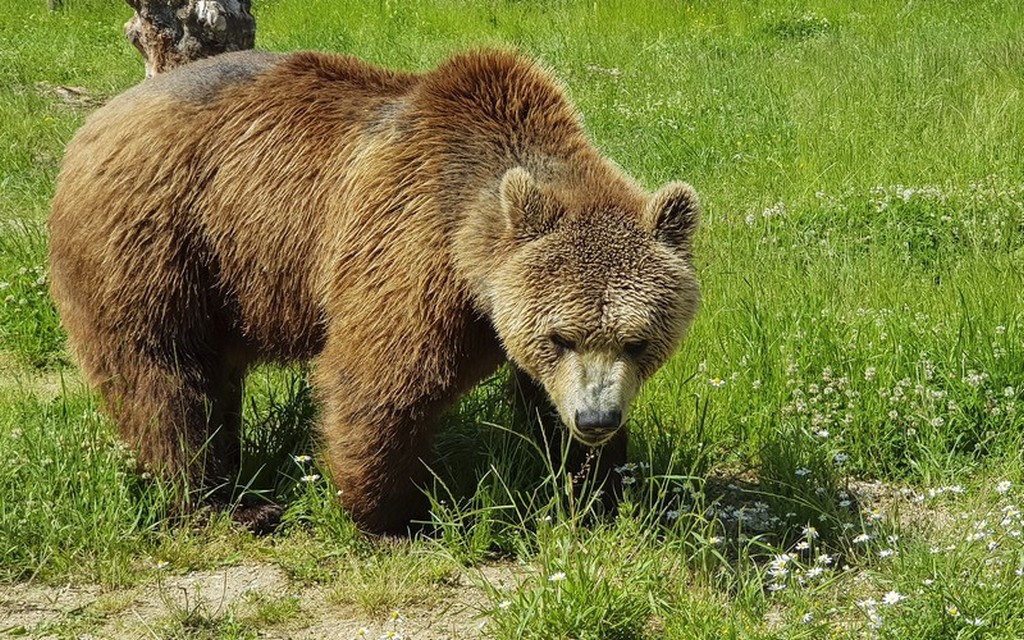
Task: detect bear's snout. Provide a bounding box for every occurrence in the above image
[573,408,623,445]
[575,408,622,433]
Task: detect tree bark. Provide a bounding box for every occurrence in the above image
[125,0,256,77]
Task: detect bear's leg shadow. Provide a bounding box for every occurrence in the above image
[510,366,627,512]
[94,347,246,501]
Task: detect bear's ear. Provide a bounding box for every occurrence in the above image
[642,181,700,250]
[499,167,557,242]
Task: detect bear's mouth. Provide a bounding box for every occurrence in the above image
[569,425,621,448]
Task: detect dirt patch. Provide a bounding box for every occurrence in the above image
[33,82,97,109]
[0,582,103,636]
[0,562,507,639]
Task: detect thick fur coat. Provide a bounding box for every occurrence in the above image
[49,49,700,533]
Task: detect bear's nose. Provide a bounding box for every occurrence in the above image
[575,409,622,434]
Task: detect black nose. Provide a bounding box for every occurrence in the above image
[575,409,622,433]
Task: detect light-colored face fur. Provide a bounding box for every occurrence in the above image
[487,168,701,447]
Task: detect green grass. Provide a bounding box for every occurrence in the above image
[2,0,1024,637]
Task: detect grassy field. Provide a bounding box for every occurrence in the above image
[2,0,1024,637]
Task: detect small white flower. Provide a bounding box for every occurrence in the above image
[548,571,566,583]
[853,533,871,544]
[922,578,934,586]
[833,453,849,464]
[707,536,722,545]
[867,610,883,629]
[300,473,320,483]
[801,612,813,624]
[498,600,511,609]
[795,541,810,551]
[665,509,680,521]
[878,548,896,558]
[814,429,830,439]
[995,480,1012,495]
[709,377,726,388]
[881,590,907,605]
[155,560,169,570]
[292,454,312,464]
[795,467,812,478]
[802,525,819,539]
[838,499,852,508]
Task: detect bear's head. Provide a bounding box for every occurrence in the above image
[483,167,700,447]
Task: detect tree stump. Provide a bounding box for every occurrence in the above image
[125,0,256,77]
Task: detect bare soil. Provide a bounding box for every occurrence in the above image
[0,563,511,639]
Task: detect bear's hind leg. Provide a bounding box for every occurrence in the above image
[96,348,245,500]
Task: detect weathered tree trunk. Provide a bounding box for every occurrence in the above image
[125,0,256,77]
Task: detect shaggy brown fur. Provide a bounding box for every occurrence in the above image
[49,49,701,534]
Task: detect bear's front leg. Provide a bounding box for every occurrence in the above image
[319,396,442,535]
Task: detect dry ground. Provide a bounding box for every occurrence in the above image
[0,563,522,639]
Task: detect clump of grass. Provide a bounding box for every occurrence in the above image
[0,221,65,367]
[238,364,318,503]
[764,10,834,41]
[329,545,458,618]
[0,388,170,584]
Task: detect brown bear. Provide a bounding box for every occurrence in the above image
[48,49,701,534]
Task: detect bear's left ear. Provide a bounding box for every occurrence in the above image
[499,167,557,242]
[642,181,700,251]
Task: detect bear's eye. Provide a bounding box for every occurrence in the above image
[548,333,577,352]
[624,340,648,358]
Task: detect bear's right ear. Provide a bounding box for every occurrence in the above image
[642,181,700,251]
[499,167,557,242]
